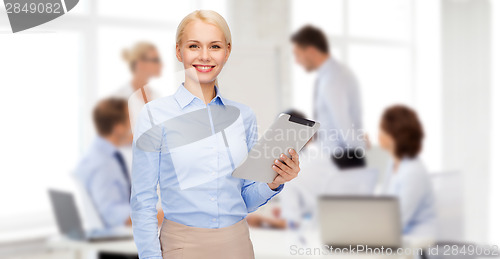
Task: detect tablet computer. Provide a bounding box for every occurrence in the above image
[232,113,320,183]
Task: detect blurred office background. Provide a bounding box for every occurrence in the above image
[0,0,499,257]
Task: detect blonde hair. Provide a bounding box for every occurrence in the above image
[176,10,232,47]
[122,41,157,72]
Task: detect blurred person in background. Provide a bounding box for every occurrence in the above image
[74,98,163,259]
[73,98,164,230]
[115,41,162,102]
[378,105,436,238]
[291,25,366,169]
[113,42,164,174]
[74,98,134,229]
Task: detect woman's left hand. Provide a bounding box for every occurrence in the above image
[268,148,300,190]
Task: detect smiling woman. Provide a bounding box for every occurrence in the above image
[129,10,301,259]
[175,12,232,103]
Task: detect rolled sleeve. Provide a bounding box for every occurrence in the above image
[258,182,284,196]
[242,180,283,213]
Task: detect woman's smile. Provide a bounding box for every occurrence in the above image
[193,64,216,73]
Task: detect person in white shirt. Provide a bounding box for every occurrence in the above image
[291,25,365,167]
[378,105,436,238]
[113,42,164,174]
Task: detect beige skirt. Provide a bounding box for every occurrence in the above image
[159,218,255,259]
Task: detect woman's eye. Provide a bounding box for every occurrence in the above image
[211,45,221,49]
[189,44,198,48]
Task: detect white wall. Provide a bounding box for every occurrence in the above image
[222,0,292,133]
[441,0,492,243]
[489,0,500,246]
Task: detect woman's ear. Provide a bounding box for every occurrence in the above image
[176,43,182,62]
[225,43,231,62]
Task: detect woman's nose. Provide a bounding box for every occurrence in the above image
[199,48,210,61]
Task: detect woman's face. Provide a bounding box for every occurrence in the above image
[136,48,162,78]
[378,125,395,154]
[176,20,231,86]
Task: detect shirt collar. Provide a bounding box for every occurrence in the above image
[317,56,334,75]
[94,136,118,156]
[174,83,225,109]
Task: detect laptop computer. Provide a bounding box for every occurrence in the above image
[48,189,133,242]
[318,195,402,250]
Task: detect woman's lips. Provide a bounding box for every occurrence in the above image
[193,65,215,73]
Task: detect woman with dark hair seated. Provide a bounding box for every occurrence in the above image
[378,105,436,238]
